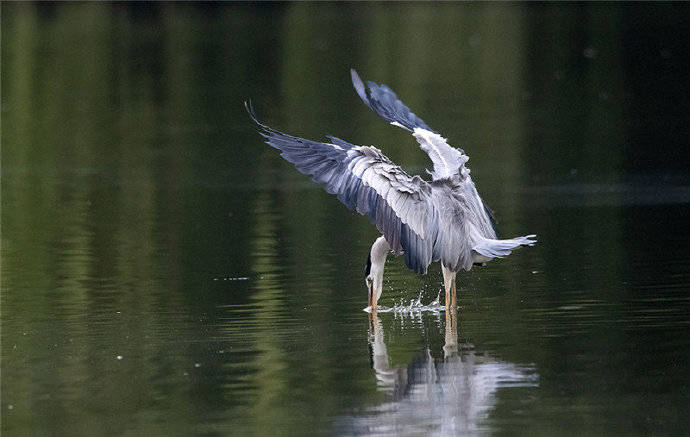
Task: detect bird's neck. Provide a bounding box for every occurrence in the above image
[371,236,390,265]
[370,236,390,301]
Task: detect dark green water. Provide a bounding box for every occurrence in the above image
[3,3,690,435]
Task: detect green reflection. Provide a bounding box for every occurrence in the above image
[3,2,690,436]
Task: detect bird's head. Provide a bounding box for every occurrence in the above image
[365,251,384,309]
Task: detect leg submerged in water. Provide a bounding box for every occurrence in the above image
[444,307,459,358]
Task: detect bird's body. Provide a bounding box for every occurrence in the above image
[248,70,535,310]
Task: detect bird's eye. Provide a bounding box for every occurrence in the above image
[365,276,373,286]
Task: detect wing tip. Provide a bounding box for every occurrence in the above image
[244,100,277,136]
[244,99,261,126]
[350,68,369,104]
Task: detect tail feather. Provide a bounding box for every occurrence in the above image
[473,235,536,259]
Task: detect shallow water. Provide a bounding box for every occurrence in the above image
[3,3,690,436]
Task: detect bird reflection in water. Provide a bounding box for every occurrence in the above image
[356,311,538,435]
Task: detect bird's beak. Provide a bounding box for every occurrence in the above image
[368,282,377,310]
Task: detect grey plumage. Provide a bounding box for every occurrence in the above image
[246,102,433,273]
[246,71,535,279]
[350,69,437,134]
[351,69,471,182]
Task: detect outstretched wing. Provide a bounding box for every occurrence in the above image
[247,103,435,274]
[351,69,470,181]
[350,69,436,134]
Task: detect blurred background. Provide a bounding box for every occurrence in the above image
[3,2,690,435]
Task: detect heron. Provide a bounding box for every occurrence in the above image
[246,69,536,310]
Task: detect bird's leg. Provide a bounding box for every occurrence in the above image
[441,263,457,310]
[447,279,457,309]
[451,277,457,308]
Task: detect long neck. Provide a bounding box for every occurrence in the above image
[369,236,390,306]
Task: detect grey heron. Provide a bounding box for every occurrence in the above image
[246,69,536,310]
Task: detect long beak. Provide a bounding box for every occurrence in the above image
[368,283,376,310]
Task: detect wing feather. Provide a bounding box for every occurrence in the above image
[351,69,436,133]
[247,103,435,273]
[351,69,470,181]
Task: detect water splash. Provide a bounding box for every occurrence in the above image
[363,290,445,314]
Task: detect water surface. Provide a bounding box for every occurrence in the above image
[3,3,690,435]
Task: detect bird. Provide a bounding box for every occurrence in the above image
[246,69,536,311]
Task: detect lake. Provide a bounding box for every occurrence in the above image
[3,3,690,435]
